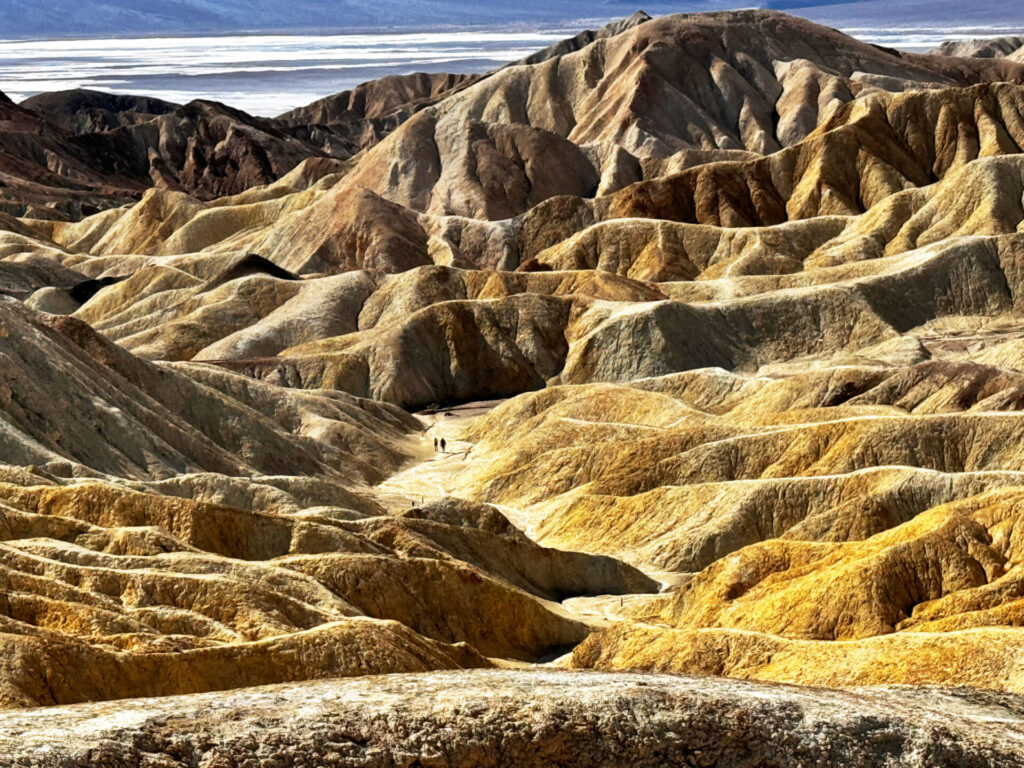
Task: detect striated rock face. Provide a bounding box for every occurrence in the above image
[21,89,179,134]
[4,9,1024,221]
[275,13,655,158]
[0,469,656,707]
[0,295,420,480]
[65,98,341,202]
[573,623,1024,693]
[0,96,144,219]
[0,88,364,220]
[2,670,1024,767]
[279,72,482,157]
[0,287,654,709]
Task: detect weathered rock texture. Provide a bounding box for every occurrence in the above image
[3,670,1024,767]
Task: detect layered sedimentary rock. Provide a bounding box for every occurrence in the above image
[0,89,348,220]
[0,281,651,708]
[0,467,651,708]
[5,7,1024,737]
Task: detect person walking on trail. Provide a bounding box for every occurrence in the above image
[440,438,447,453]
[433,437,438,452]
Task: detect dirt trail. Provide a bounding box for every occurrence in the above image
[374,400,501,511]
[374,399,676,629]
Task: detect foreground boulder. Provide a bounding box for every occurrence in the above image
[1,670,1022,767]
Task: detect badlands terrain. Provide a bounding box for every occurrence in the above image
[5,8,1024,764]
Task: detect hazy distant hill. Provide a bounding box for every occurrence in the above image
[771,0,1024,26]
[2,0,1019,39]
[0,0,681,37]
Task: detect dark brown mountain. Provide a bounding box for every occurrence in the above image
[0,94,145,218]
[21,89,179,133]
[0,91,345,218]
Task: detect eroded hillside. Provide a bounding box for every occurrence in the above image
[4,8,1024,765]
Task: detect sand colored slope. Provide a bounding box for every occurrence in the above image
[6,8,1024,713]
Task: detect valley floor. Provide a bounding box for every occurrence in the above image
[377,399,671,631]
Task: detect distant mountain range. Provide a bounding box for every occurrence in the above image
[0,0,1021,39]
[0,1,684,37]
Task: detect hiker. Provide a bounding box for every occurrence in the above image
[440,438,447,453]
[433,437,438,452]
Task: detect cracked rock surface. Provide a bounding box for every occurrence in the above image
[1,669,1023,767]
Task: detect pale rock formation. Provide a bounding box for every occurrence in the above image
[1,671,1023,767]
